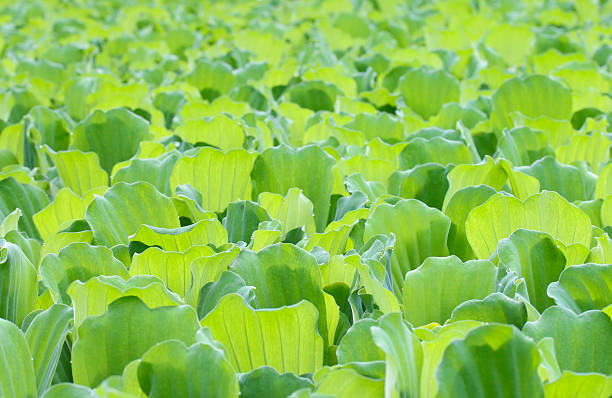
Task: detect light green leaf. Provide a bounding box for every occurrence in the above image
[137,340,239,398]
[0,208,21,237]
[176,115,244,150]
[40,242,129,304]
[0,318,37,398]
[315,367,384,398]
[402,255,497,326]
[201,293,324,374]
[544,371,612,398]
[556,132,610,171]
[33,187,105,241]
[170,147,255,213]
[130,245,214,297]
[466,191,592,259]
[85,182,180,247]
[129,219,227,252]
[68,275,183,330]
[45,148,109,196]
[443,156,506,209]
[523,306,612,374]
[72,296,199,387]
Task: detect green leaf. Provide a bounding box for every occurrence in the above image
[175,115,244,150]
[517,156,596,202]
[85,182,180,247]
[497,229,566,312]
[129,219,227,252]
[544,371,612,398]
[556,132,610,171]
[197,270,253,319]
[547,263,612,313]
[398,137,471,170]
[40,242,129,304]
[314,367,384,397]
[112,154,179,197]
[402,255,497,326]
[523,306,612,374]
[137,340,239,398]
[45,148,109,196]
[252,145,335,232]
[285,81,340,112]
[72,296,199,387]
[388,163,450,210]
[24,304,73,396]
[449,292,528,328]
[186,60,236,100]
[371,313,423,398]
[201,293,324,374]
[224,200,270,244]
[466,191,592,259]
[0,208,21,237]
[68,275,182,330]
[232,243,335,347]
[443,156,506,209]
[420,320,482,398]
[491,75,572,132]
[184,245,241,307]
[0,318,37,398]
[239,366,313,398]
[72,108,151,174]
[27,106,71,151]
[130,245,213,297]
[40,383,97,398]
[0,241,37,325]
[444,185,497,260]
[436,324,544,398]
[344,113,404,143]
[170,147,255,213]
[336,318,385,365]
[33,187,105,241]
[364,199,450,295]
[399,67,460,120]
[0,177,49,240]
[498,127,554,167]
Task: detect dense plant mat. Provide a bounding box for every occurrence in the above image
[0,0,611,397]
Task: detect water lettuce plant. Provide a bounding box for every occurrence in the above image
[0,0,611,397]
